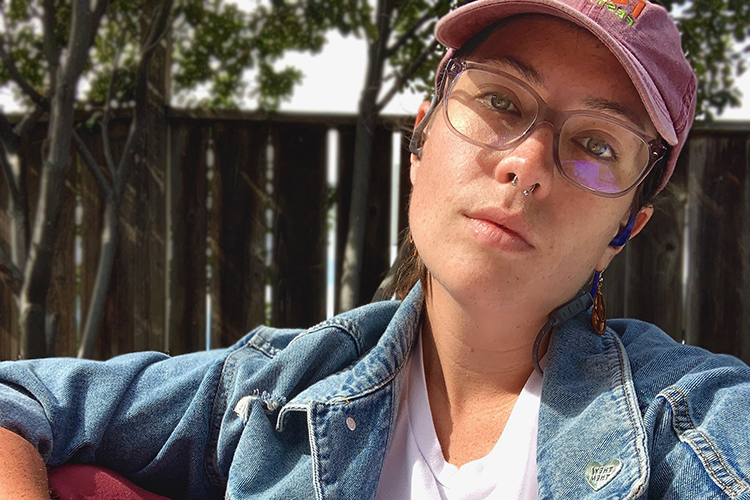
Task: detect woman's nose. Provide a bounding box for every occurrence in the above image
[493,125,556,198]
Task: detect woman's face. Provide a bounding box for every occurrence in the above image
[409,15,657,319]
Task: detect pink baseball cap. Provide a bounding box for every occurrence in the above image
[434,0,697,195]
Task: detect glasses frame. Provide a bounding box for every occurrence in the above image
[436,60,667,198]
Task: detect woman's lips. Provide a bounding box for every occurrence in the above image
[464,213,534,251]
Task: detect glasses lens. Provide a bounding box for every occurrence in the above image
[558,115,650,194]
[446,68,538,149]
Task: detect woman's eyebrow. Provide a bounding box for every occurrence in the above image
[583,97,646,130]
[485,56,545,88]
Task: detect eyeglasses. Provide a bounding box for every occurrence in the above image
[434,60,667,197]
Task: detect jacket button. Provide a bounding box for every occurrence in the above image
[346,417,356,431]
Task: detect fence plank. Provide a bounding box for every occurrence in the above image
[0,172,17,360]
[360,126,394,303]
[335,126,394,309]
[334,124,355,314]
[168,122,209,355]
[622,153,687,340]
[212,122,268,346]
[743,136,750,363]
[77,124,106,359]
[45,158,78,357]
[685,133,749,362]
[92,119,134,359]
[271,123,328,328]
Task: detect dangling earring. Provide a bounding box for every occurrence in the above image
[409,231,418,258]
[591,270,606,334]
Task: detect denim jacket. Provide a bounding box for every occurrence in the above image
[1,283,750,499]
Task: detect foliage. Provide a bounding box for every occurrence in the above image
[659,0,750,119]
[3,0,745,117]
[0,0,334,110]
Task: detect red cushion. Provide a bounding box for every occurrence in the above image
[48,464,170,500]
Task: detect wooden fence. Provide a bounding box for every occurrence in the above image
[1,112,749,364]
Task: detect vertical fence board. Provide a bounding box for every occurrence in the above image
[126,124,167,353]
[334,124,355,315]
[335,126,394,310]
[271,123,327,328]
[168,122,209,355]
[207,131,222,349]
[45,158,78,357]
[143,126,168,353]
[623,154,687,340]
[358,126,393,304]
[213,122,268,346]
[0,174,17,360]
[743,136,750,363]
[78,124,106,359]
[93,119,133,359]
[685,134,748,360]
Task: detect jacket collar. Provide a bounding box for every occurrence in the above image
[538,315,650,499]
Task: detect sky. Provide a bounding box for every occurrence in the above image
[275,32,750,120]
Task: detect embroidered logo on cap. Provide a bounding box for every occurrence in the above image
[588,0,649,27]
[585,458,623,490]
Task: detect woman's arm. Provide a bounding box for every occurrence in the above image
[0,426,50,499]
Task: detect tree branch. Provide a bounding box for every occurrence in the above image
[72,131,112,198]
[42,0,60,92]
[0,244,24,296]
[64,0,110,83]
[102,22,127,177]
[377,38,438,112]
[116,0,173,180]
[0,43,47,109]
[384,9,436,59]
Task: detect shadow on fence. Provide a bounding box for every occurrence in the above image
[1,111,749,364]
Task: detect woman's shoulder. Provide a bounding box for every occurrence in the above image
[599,319,750,499]
[607,317,749,382]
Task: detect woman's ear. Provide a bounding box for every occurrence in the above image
[410,100,433,185]
[595,205,654,271]
[627,205,654,240]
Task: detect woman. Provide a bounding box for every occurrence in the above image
[1,0,749,498]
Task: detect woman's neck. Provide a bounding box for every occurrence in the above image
[420,281,549,466]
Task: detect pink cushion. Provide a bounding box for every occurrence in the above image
[48,464,170,500]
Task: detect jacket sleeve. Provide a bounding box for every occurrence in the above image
[0,346,232,497]
[623,325,750,500]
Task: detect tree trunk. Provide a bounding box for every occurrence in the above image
[17,0,108,358]
[19,80,78,359]
[78,199,119,358]
[338,0,393,312]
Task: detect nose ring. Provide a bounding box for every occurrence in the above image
[512,174,536,196]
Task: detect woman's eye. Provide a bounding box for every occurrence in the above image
[490,94,517,112]
[477,91,520,115]
[575,136,617,159]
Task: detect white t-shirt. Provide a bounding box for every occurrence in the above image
[375,336,541,500]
